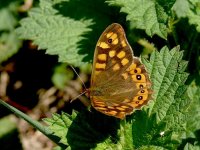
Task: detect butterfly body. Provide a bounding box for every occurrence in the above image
[88,23,152,119]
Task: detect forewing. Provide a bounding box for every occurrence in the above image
[91,23,133,85]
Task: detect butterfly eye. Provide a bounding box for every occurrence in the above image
[108,38,112,44]
[134,69,137,73]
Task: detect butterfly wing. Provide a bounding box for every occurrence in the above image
[90,23,151,119]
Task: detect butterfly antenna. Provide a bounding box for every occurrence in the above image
[70,65,87,90]
[70,90,87,103]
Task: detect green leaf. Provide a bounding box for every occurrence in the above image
[182,82,200,149]
[143,46,189,122]
[43,112,76,146]
[0,32,22,63]
[16,0,93,67]
[107,0,176,39]
[184,143,200,150]
[16,0,124,67]
[96,120,134,149]
[173,0,200,32]
[44,110,121,149]
[52,63,74,90]
[172,0,190,18]
[0,115,22,150]
[0,0,22,63]
[0,1,19,31]
[138,145,168,150]
[131,46,190,149]
[186,82,200,135]
[0,115,17,139]
[187,5,200,32]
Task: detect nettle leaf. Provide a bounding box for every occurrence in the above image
[187,82,200,133]
[95,121,134,149]
[143,46,189,122]
[44,110,121,149]
[138,145,168,150]
[184,143,200,150]
[52,63,74,90]
[187,2,200,32]
[172,0,190,18]
[0,0,22,63]
[176,82,200,150]
[16,0,93,67]
[16,0,122,67]
[173,0,200,32]
[45,46,190,149]
[43,111,77,147]
[131,46,190,149]
[107,0,176,39]
[0,1,20,31]
[0,32,22,63]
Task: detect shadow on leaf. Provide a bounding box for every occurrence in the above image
[67,108,120,149]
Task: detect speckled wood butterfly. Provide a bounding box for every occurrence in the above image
[88,23,152,119]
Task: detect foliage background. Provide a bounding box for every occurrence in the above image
[0,0,200,149]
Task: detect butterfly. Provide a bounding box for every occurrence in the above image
[88,23,152,119]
